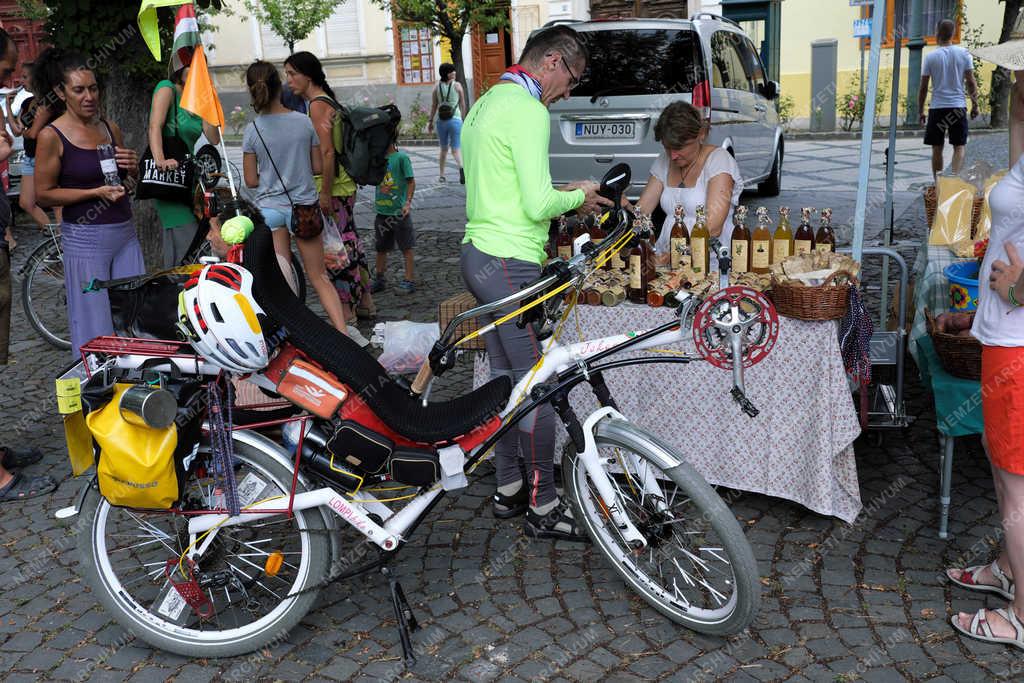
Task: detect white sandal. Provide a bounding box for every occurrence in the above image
[946,561,1015,600]
[951,607,1024,651]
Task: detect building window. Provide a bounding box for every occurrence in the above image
[866,0,961,48]
[394,24,435,86]
[325,1,361,55]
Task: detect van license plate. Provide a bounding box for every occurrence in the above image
[575,122,635,139]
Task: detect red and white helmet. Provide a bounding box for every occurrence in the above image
[177,263,269,373]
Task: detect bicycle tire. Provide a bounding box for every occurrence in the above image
[20,239,71,350]
[564,418,760,635]
[77,435,330,657]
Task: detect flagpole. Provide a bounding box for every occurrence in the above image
[216,125,239,204]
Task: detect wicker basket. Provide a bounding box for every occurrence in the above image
[923,185,985,238]
[926,309,981,380]
[768,271,853,321]
[438,291,486,351]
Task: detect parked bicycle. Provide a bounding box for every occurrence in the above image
[58,164,779,662]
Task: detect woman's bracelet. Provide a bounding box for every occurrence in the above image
[1010,284,1023,308]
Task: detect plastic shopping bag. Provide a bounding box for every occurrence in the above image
[974,170,1008,241]
[377,321,440,375]
[928,175,975,246]
[322,214,350,271]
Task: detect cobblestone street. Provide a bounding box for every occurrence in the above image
[0,133,1019,681]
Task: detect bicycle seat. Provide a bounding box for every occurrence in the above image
[242,225,511,444]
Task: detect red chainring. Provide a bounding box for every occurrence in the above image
[692,286,779,370]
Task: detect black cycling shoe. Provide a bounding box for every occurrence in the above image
[524,498,590,543]
[492,486,528,519]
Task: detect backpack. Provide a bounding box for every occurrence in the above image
[313,96,401,187]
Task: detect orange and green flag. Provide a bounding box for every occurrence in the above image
[138,0,193,61]
[180,45,225,130]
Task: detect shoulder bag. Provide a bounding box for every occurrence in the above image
[137,86,194,204]
[253,120,323,239]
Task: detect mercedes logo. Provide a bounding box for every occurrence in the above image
[599,98,609,108]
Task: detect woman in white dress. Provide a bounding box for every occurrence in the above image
[629,101,743,268]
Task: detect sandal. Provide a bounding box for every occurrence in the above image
[0,473,57,502]
[525,498,590,543]
[952,607,1024,651]
[0,446,43,470]
[946,561,1015,600]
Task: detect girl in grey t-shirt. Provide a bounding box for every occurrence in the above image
[241,61,352,336]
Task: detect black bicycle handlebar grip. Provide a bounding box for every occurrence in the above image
[580,241,596,257]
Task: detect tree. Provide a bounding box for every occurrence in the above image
[243,0,340,55]
[989,0,1022,129]
[368,0,511,107]
[31,0,223,266]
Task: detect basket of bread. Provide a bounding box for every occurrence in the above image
[926,309,980,380]
[768,252,861,321]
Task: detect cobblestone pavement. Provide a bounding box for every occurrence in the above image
[0,134,1017,681]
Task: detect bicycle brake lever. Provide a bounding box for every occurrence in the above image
[730,386,759,418]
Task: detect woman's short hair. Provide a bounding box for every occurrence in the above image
[439,62,456,80]
[246,61,281,114]
[654,101,706,149]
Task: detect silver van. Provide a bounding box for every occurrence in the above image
[547,14,784,198]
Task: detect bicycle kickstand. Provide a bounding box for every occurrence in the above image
[381,565,419,666]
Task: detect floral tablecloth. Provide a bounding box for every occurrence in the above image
[473,303,863,523]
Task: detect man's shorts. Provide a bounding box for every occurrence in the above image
[374,213,415,252]
[924,107,968,146]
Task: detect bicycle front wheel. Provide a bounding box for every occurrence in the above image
[565,418,760,635]
[20,240,70,350]
[76,435,330,657]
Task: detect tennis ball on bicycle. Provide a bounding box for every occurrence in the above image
[221,215,254,244]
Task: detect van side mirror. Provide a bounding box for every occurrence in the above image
[761,80,779,100]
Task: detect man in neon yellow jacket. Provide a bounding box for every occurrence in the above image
[460,25,611,541]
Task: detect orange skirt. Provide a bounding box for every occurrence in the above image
[982,345,1024,475]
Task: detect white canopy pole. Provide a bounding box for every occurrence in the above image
[851,0,887,263]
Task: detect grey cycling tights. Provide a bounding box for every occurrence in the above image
[461,241,557,507]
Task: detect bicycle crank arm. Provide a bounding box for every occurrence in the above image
[187,489,403,551]
[579,408,648,549]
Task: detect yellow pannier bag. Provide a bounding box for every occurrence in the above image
[87,383,180,509]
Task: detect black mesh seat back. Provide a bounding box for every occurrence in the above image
[242,225,511,443]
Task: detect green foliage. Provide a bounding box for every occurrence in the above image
[369,0,508,41]
[242,0,340,54]
[775,93,795,126]
[229,105,248,136]
[403,94,429,138]
[957,1,992,115]
[837,74,887,131]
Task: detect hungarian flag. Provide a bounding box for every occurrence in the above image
[138,0,192,61]
[171,4,200,73]
[180,45,225,130]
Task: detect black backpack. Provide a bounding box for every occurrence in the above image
[313,96,401,187]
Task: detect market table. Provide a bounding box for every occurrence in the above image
[473,303,863,523]
[909,238,971,362]
[914,336,983,539]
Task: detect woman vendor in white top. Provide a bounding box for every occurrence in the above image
[949,69,1024,649]
[629,101,743,268]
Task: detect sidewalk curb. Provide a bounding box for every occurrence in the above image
[783,127,1006,141]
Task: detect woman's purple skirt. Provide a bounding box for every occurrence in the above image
[62,219,144,357]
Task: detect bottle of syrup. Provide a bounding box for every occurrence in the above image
[730,206,751,274]
[794,207,816,256]
[670,204,689,271]
[556,215,572,261]
[628,220,655,303]
[772,206,794,264]
[815,207,837,253]
[690,204,710,277]
[751,206,772,274]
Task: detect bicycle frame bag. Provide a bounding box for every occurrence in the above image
[275,358,348,419]
[326,421,393,474]
[389,448,440,487]
[104,267,201,340]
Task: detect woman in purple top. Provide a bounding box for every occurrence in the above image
[34,51,141,357]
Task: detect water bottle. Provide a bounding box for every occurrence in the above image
[96,143,121,186]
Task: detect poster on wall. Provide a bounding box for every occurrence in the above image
[410,40,419,54]
[403,56,412,69]
[409,70,421,83]
[419,28,430,39]
[422,69,433,83]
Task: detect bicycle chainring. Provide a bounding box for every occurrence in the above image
[692,286,779,370]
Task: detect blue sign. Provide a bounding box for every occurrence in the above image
[853,18,872,38]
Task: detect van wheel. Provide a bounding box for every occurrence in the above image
[758,143,783,197]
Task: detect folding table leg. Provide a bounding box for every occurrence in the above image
[939,436,955,540]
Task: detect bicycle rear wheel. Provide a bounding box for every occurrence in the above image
[564,418,760,635]
[20,239,70,350]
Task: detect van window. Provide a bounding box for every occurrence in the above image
[735,37,767,91]
[574,29,704,98]
[711,31,754,93]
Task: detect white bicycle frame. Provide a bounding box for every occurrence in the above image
[184,312,695,557]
